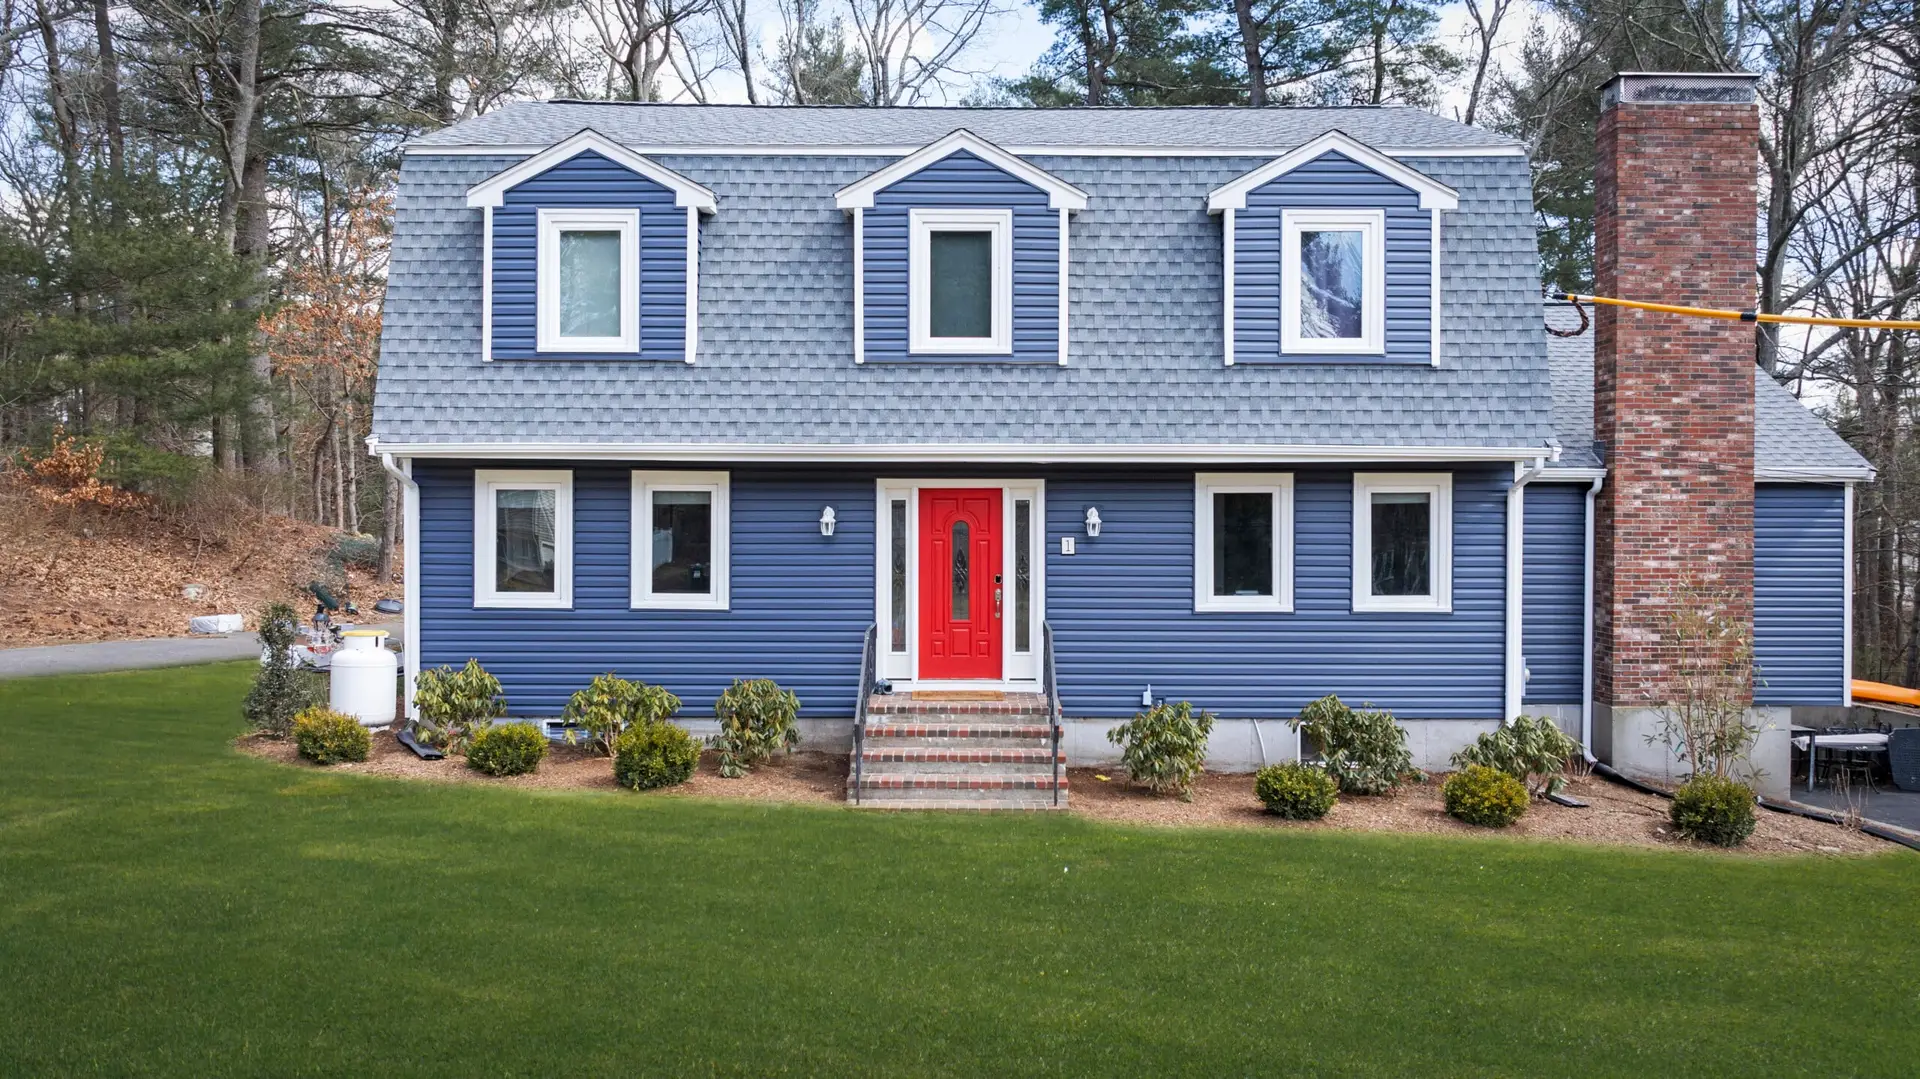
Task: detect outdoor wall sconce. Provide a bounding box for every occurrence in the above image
[1085,506,1102,538]
[819,506,837,537]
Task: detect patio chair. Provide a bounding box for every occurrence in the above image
[1890,728,1920,793]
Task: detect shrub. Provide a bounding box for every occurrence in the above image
[1289,695,1415,795]
[1254,761,1338,820]
[466,722,549,777]
[712,678,802,777]
[1452,715,1582,797]
[614,722,701,790]
[1107,700,1214,800]
[1443,765,1529,827]
[1671,774,1758,847]
[562,672,682,757]
[413,659,507,753]
[243,602,325,736]
[293,706,371,765]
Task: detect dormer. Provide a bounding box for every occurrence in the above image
[1208,131,1458,367]
[836,130,1087,365]
[467,129,716,364]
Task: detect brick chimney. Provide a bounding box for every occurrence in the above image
[1590,73,1761,777]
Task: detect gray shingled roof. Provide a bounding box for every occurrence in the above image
[373,134,1555,452]
[1543,302,1870,474]
[406,101,1523,152]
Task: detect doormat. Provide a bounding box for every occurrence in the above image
[912,690,1007,702]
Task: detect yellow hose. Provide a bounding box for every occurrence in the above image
[1553,292,1920,331]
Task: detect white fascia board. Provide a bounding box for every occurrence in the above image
[368,440,1555,464]
[411,143,1527,160]
[833,128,1090,212]
[1754,465,1877,483]
[1535,467,1607,481]
[465,128,718,212]
[1207,130,1461,213]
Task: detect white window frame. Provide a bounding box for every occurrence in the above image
[631,470,730,610]
[909,208,1013,355]
[1194,473,1294,613]
[1281,208,1386,355]
[473,469,573,609]
[536,207,640,353]
[1352,472,1452,613]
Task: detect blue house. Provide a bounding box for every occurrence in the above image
[371,91,1869,806]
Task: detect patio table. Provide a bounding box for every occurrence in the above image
[1794,732,1890,790]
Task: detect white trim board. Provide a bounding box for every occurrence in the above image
[472,468,574,609]
[908,208,1014,355]
[834,129,1089,212]
[465,129,717,211]
[630,469,731,610]
[413,143,1527,160]
[1207,131,1461,213]
[1194,472,1295,613]
[371,440,1561,465]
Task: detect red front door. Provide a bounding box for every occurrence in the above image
[919,488,1002,680]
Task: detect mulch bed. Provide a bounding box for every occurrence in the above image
[237,733,1889,856]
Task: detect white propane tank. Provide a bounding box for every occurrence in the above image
[330,629,398,728]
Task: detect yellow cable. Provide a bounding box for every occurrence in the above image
[1552,292,1920,331]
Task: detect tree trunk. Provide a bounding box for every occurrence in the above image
[1234,0,1265,106]
[93,0,124,179]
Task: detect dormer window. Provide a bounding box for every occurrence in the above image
[910,208,1012,354]
[1282,209,1384,354]
[537,209,639,353]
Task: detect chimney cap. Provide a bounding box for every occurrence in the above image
[1601,72,1760,110]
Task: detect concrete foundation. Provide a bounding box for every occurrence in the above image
[1593,704,1791,800]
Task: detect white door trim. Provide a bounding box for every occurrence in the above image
[874,478,1046,688]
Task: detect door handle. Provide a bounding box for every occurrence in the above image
[994,587,1002,619]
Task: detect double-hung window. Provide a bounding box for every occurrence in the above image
[1194,473,1294,612]
[632,470,730,610]
[474,470,573,609]
[1352,473,1452,612]
[1281,209,1385,355]
[909,208,1012,354]
[537,208,640,353]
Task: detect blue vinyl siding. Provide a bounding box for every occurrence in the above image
[1045,466,1509,719]
[1521,483,1586,704]
[418,462,872,717]
[419,462,1512,721]
[1234,152,1432,364]
[489,151,689,361]
[1754,483,1848,706]
[862,150,1060,363]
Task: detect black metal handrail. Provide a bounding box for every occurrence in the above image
[851,622,877,806]
[1042,621,1063,807]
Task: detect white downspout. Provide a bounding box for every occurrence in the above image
[379,452,421,724]
[1504,456,1547,723]
[1582,474,1604,761]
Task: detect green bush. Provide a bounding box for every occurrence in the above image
[1289,695,1415,795]
[466,722,549,777]
[614,722,701,790]
[562,672,682,757]
[1443,765,1529,827]
[1254,761,1338,820]
[1671,774,1758,847]
[1107,700,1214,800]
[712,678,802,777]
[413,659,507,753]
[243,602,325,736]
[292,706,371,765]
[1452,715,1582,797]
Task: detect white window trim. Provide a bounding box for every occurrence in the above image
[474,469,573,609]
[1352,472,1452,613]
[536,207,640,353]
[908,208,1013,355]
[1281,208,1386,356]
[631,470,730,610]
[1194,472,1294,613]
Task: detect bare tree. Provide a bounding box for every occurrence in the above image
[578,0,715,101]
[1460,0,1513,125]
[844,0,1004,105]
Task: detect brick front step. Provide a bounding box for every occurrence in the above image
[863,722,1052,741]
[861,747,1064,765]
[850,773,1068,792]
[855,797,1067,811]
[867,694,1051,717]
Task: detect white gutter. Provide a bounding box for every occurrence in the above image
[1755,465,1876,483]
[1581,474,1604,761]
[1843,481,1855,706]
[367,439,1560,466]
[378,453,421,725]
[1504,455,1549,722]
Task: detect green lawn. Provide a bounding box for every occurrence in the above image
[2,665,1915,1077]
